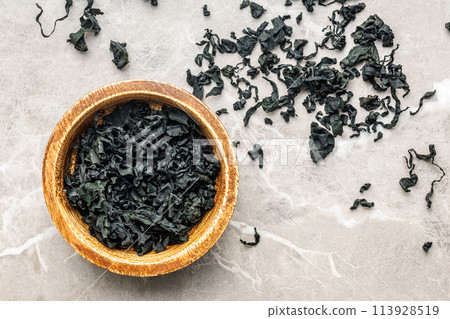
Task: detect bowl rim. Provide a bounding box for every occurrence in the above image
[42,80,239,277]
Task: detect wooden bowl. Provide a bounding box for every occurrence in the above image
[42,80,239,277]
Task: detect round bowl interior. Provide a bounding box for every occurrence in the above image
[42,80,238,277]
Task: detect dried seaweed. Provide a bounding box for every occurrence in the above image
[249,2,266,19]
[410,90,436,116]
[248,144,264,168]
[215,108,228,116]
[67,0,103,52]
[35,1,73,38]
[352,14,395,47]
[264,118,273,125]
[373,131,383,142]
[422,242,432,252]
[309,122,335,163]
[240,227,260,246]
[233,141,241,147]
[399,145,446,208]
[350,199,374,210]
[446,23,450,32]
[359,183,371,193]
[110,40,129,69]
[64,101,220,255]
[203,5,210,16]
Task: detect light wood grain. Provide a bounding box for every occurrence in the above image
[42,80,239,277]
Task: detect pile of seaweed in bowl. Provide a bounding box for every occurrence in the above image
[64,100,221,255]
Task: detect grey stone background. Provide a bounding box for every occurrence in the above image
[0,0,449,300]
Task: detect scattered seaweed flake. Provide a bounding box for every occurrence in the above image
[264,118,273,125]
[446,22,450,32]
[285,0,293,6]
[296,12,303,25]
[67,0,103,52]
[150,0,158,6]
[249,2,266,19]
[399,145,446,208]
[309,122,335,163]
[359,183,371,193]
[203,4,210,16]
[240,0,250,9]
[422,242,432,252]
[240,227,260,246]
[350,199,374,210]
[233,140,240,147]
[64,101,220,255]
[35,0,73,38]
[410,90,436,116]
[110,40,129,69]
[248,144,264,168]
[373,131,383,142]
[215,108,228,116]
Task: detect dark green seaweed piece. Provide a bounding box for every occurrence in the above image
[35,1,73,38]
[350,199,374,210]
[359,183,371,193]
[296,12,303,25]
[186,69,205,99]
[261,77,280,112]
[150,0,158,5]
[422,242,432,252]
[446,23,450,32]
[233,141,240,147]
[360,95,381,111]
[248,144,264,168]
[264,118,273,125]
[351,14,395,47]
[240,0,250,9]
[215,108,228,116]
[64,101,220,255]
[244,103,261,126]
[67,0,103,51]
[110,40,129,69]
[399,169,418,192]
[309,122,335,163]
[240,227,260,246]
[410,90,436,116]
[319,3,366,51]
[373,131,383,142]
[341,42,379,68]
[249,2,266,19]
[285,0,293,6]
[203,5,210,16]
[399,145,446,208]
[233,99,247,111]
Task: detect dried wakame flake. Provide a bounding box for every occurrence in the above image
[35,1,73,38]
[203,5,210,16]
[240,0,250,9]
[422,242,432,252]
[64,100,220,255]
[373,131,383,142]
[359,183,371,193]
[67,0,103,51]
[240,227,260,246]
[309,122,335,163]
[264,118,273,125]
[351,14,395,47]
[446,23,450,32]
[233,141,240,147]
[248,144,264,168]
[110,40,129,69]
[410,90,436,116]
[350,199,374,210]
[149,0,158,6]
[249,2,266,19]
[399,145,446,208]
[215,108,228,116]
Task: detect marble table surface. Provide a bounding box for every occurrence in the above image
[0,0,449,300]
